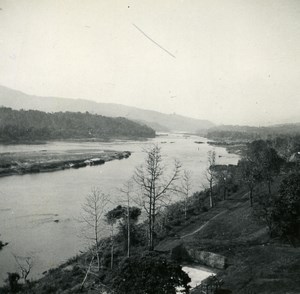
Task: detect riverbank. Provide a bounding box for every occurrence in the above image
[207,140,247,156]
[0,149,131,178]
[1,173,299,293]
[154,182,300,294]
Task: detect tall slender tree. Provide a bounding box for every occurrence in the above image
[134,145,181,250]
[180,170,193,219]
[204,150,216,208]
[80,188,109,272]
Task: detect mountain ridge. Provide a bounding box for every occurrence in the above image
[0,85,214,132]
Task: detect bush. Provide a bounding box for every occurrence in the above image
[5,273,21,293]
[170,219,182,227]
[111,252,191,294]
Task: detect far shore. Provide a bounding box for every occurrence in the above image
[207,140,247,155]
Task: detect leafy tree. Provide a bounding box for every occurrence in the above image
[214,165,235,200]
[237,159,260,206]
[273,173,300,244]
[5,273,20,293]
[255,173,300,244]
[111,252,191,294]
[105,205,141,261]
[237,140,282,206]
[244,140,282,194]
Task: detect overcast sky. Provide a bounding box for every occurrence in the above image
[0,0,299,125]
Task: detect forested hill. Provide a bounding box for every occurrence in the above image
[0,85,214,132]
[0,107,155,142]
[205,124,300,141]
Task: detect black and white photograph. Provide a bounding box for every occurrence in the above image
[0,1,299,293]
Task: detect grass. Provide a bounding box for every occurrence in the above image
[154,177,300,294]
[1,171,299,293]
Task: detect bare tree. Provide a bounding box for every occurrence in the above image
[13,254,33,284]
[120,180,134,257]
[134,145,181,250]
[80,188,110,273]
[204,150,216,208]
[180,170,193,219]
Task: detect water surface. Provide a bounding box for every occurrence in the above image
[0,134,239,283]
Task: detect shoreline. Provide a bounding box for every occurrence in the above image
[0,149,131,178]
[0,135,153,146]
[207,140,247,156]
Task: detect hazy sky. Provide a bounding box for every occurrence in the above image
[0,0,299,125]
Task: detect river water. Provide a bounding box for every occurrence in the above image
[0,133,239,284]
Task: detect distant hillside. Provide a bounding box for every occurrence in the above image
[205,123,300,141]
[0,85,214,132]
[0,107,155,142]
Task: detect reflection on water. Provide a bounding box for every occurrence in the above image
[0,134,239,284]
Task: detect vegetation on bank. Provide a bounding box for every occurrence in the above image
[0,107,155,143]
[0,135,299,293]
[205,123,300,141]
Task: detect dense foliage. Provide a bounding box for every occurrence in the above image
[0,107,155,142]
[274,173,300,243]
[111,252,191,294]
[205,125,300,161]
[206,124,300,141]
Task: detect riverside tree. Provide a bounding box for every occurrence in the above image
[105,204,141,264]
[274,173,300,244]
[13,255,33,284]
[180,170,193,219]
[245,140,282,194]
[134,145,181,250]
[237,159,260,207]
[80,188,110,274]
[214,165,235,200]
[204,150,217,208]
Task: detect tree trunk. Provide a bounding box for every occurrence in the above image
[249,187,253,207]
[223,187,227,201]
[209,179,213,208]
[110,243,114,269]
[150,201,156,251]
[81,255,95,290]
[110,225,114,269]
[148,193,153,250]
[127,200,130,258]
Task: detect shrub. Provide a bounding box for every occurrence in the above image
[111,252,191,294]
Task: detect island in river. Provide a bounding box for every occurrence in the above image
[0,148,131,177]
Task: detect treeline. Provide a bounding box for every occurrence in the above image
[205,124,300,160]
[208,139,300,244]
[205,123,300,141]
[2,140,299,293]
[0,107,155,142]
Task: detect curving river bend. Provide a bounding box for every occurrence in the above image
[0,133,239,284]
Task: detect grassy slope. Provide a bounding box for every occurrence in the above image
[2,179,299,293]
[164,181,300,294]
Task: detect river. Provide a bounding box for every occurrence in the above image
[0,133,239,284]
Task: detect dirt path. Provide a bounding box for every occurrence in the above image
[180,210,228,239]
